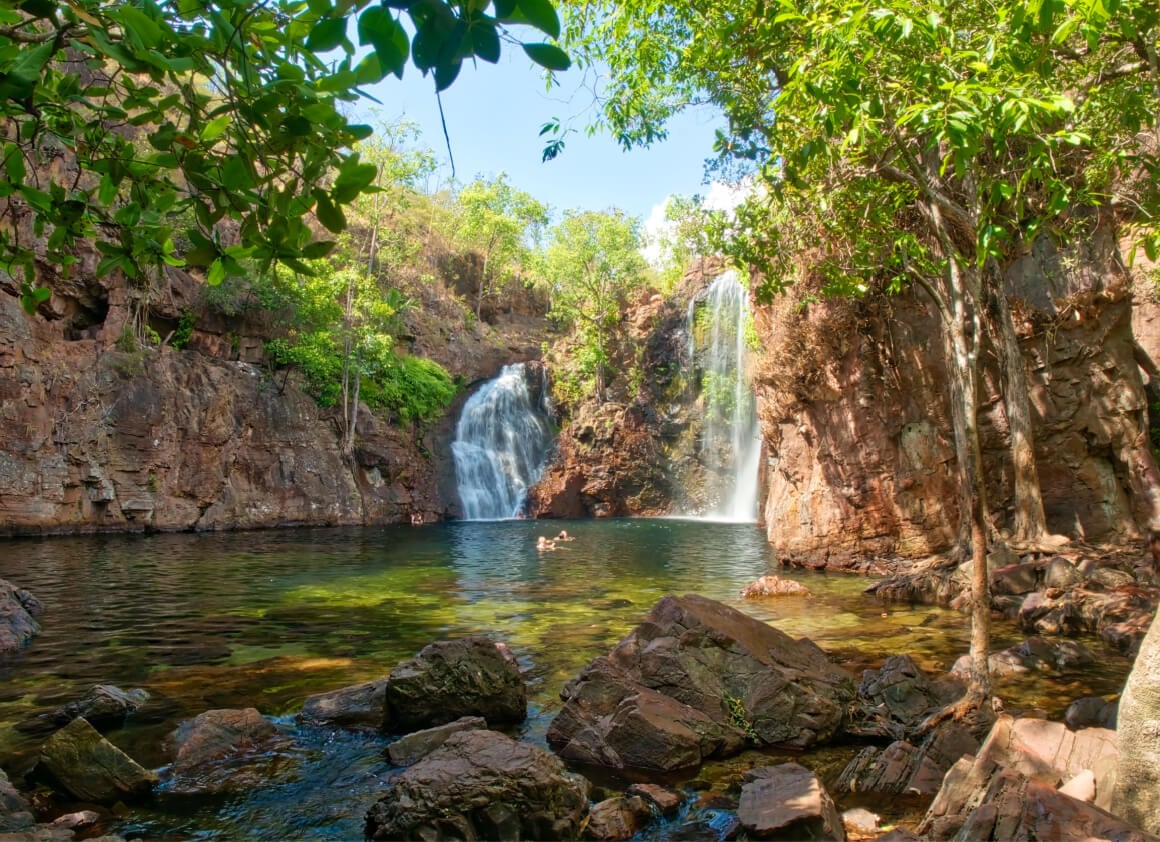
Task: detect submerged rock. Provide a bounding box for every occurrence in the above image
[547,594,855,773]
[0,578,42,654]
[45,684,149,730]
[384,637,527,733]
[300,677,388,729]
[739,575,812,599]
[364,729,589,841]
[36,716,157,803]
[164,707,288,795]
[0,767,35,832]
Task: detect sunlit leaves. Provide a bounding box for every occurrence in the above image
[0,0,571,307]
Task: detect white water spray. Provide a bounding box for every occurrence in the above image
[688,270,762,521]
[451,363,555,520]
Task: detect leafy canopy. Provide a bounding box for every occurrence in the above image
[0,0,571,312]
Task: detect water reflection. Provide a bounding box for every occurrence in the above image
[0,521,1133,839]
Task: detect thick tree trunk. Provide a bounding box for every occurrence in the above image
[984,270,1048,543]
[1114,610,1160,833]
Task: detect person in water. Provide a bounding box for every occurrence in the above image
[556,530,574,542]
[536,536,557,552]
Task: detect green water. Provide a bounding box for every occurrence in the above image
[0,520,1133,839]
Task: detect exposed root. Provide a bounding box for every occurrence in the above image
[919,693,999,736]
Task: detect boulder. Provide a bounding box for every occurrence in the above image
[0,767,34,832]
[0,578,42,654]
[739,575,812,599]
[835,721,979,797]
[951,636,1095,679]
[585,795,650,840]
[164,707,287,795]
[918,713,1129,839]
[386,716,487,766]
[920,760,1155,841]
[737,763,846,840]
[990,562,1039,596]
[1066,696,1119,730]
[384,637,526,732]
[364,729,589,841]
[626,783,683,817]
[36,717,157,803]
[849,654,963,739]
[300,678,388,729]
[547,595,855,773]
[46,684,149,730]
[1044,556,1084,589]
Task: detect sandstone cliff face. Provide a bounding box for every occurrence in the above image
[0,260,549,535]
[756,221,1160,563]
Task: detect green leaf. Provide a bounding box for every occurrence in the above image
[301,240,337,259]
[2,142,25,185]
[515,0,559,38]
[206,259,227,286]
[522,42,570,71]
[493,0,517,17]
[359,6,410,78]
[333,161,379,202]
[200,114,231,143]
[433,58,461,90]
[314,192,347,233]
[306,16,348,52]
[471,20,501,62]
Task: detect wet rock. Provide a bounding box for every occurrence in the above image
[738,763,846,840]
[300,677,388,729]
[1087,566,1136,590]
[36,716,157,803]
[0,578,42,654]
[0,767,35,832]
[164,707,288,795]
[739,575,812,599]
[548,595,854,773]
[951,636,1095,679]
[51,810,101,831]
[849,654,963,739]
[1065,696,1118,730]
[386,716,486,766]
[364,729,589,841]
[384,637,526,733]
[585,795,650,840]
[626,783,683,817]
[835,721,979,797]
[46,684,149,730]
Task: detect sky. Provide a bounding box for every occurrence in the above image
[357,49,726,225]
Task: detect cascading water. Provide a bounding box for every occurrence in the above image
[686,270,762,521]
[451,363,555,520]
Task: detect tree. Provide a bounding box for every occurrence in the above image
[0,0,570,314]
[563,0,1160,708]
[538,209,647,400]
[455,173,549,319]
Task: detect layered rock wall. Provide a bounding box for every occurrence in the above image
[757,219,1160,562]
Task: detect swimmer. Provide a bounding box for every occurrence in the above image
[556,530,574,542]
[536,536,557,552]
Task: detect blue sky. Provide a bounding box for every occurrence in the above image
[358,49,725,223]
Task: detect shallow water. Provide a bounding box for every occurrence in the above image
[0,520,1133,839]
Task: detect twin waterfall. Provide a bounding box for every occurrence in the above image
[451,364,554,520]
[686,270,762,522]
[451,271,761,522]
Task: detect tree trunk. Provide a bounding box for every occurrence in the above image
[984,267,1048,543]
[1114,609,1160,833]
[595,328,606,400]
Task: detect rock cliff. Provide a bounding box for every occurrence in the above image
[0,260,548,535]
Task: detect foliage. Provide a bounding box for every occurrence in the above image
[169,309,196,350]
[454,173,549,317]
[536,208,647,399]
[0,0,570,314]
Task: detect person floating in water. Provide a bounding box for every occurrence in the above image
[536,536,557,552]
[556,530,574,542]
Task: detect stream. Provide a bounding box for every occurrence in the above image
[0,519,1134,839]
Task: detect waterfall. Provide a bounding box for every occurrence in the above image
[687,270,762,521]
[451,363,555,521]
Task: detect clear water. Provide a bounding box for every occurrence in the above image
[0,520,1132,839]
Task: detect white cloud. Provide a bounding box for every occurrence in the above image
[639,180,752,269]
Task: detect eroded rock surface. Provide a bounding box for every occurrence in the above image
[36,716,157,803]
[163,707,289,794]
[547,594,854,772]
[364,729,589,841]
[0,578,42,653]
[738,763,846,841]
